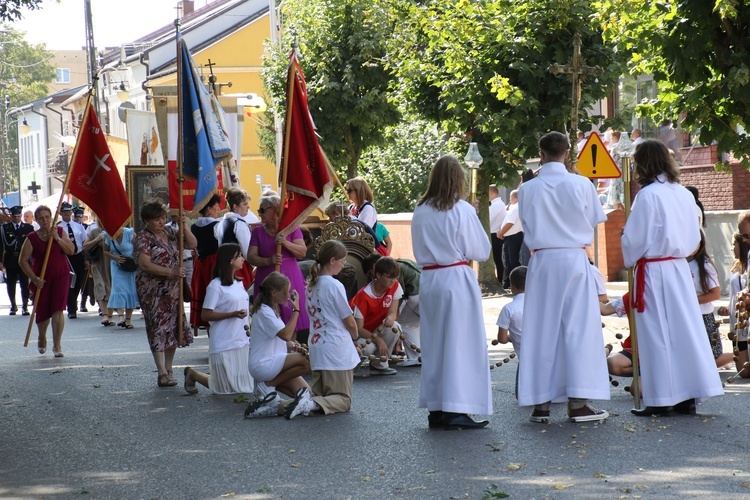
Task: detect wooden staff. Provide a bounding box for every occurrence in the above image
[274,50,298,273]
[24,93,95,346]
[623,155,641,409]
[175,20,185,344]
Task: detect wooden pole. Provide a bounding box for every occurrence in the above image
[175,21,184,344]
[623,155,641,409]
[274,49,298,273]
[24,92,95,347]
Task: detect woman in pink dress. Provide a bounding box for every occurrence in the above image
[247,193,310,339]
[19,205,75,357]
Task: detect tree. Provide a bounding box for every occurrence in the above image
[261,0,400,180]
[389,0,622,289]
[596,0,750,168]
[0,0,45,21]
[0,25,55,196]
[359,116,447,213]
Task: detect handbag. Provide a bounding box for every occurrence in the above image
[112,238,137,272]
[66,258,76,289]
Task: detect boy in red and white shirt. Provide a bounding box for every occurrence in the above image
[350,257,402,375]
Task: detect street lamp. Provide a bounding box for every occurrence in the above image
[464,142,483,205]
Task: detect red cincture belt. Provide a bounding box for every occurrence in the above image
[422,261,469,271]
[632,257,678,313]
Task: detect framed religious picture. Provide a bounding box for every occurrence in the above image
[125,165,169,231]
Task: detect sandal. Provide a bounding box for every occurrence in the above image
[117,320,126,328]
[102,317,115,326]
[37,336,47,354]
[124,320,134,329]
[167,370,177,385]
[184,367,198,394]
[157,373,177,387]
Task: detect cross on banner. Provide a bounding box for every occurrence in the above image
[548,33,604,168]
[27,181,41,195]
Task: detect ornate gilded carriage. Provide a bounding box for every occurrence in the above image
[314,216,375,299]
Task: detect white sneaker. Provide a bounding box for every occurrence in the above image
[285,388,315,420]
[244,392,281,418]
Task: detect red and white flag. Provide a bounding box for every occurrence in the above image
[278,54,333,238]
[68,99,131,236]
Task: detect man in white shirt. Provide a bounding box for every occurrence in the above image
[58,202,88,318]
[488,185,507,287]
[631,128,644,146]
[497,190,523,289]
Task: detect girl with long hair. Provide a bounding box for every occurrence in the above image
[243,271,312,418]
[184,243,254,394]
[718,232,750,377]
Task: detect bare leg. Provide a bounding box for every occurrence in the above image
[715,352,734,369]
[165,348,176,379]
[607,352,633,377]
[737,349,750,377]
[125,308,134,328]
[37,319,50,352]
[266,353,311,389]
[51,311,65,353]
[276,376,310,398]
[152,351,167,377]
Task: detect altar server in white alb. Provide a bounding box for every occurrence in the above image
[622,140,723,417]
[411,155,492,430]
[517,131,610,423]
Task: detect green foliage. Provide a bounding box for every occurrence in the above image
[481,484,510,499]
[389,0,623,179]
[261,0,400,179]
[0,0,45,21]
[0,25,54,195]
[359,117,446,213]
[596,0,750,168]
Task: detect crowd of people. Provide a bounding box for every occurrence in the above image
[1,129,741,429]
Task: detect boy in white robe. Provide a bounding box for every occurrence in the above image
[517,131,610,423]
[621,140,723,416]
[412,155,492,430]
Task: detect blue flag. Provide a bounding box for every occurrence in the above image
[179,39,232,211]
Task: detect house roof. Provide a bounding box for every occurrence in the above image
[100,0,268,74]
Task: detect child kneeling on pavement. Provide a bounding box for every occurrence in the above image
[350,257,403,375]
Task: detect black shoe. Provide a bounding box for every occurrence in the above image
[442,413,489,430]
[673,398,696,415]
[8,308,16,316]
[80,306,88,312]
[428,411,445,429]
[68,313,77,319]
[21,308,29,316]
[631,406,673,417]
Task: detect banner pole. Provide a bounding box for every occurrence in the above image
[274,47,298,273]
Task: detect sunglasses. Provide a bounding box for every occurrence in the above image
[258,207,273,214]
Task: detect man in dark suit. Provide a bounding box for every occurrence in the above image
[58,202,87,318]
[0,206,34,315]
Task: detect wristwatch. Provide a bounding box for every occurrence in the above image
[292,309,300,313]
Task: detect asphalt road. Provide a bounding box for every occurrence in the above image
[1,287,749,499]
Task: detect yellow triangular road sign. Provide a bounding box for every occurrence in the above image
[577,132,621,179]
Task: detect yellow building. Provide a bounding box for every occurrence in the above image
[97,0,277,206]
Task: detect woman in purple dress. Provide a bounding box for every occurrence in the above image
[19,205,75,357]
[247,193,310,340]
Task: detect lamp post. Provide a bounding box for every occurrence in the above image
[464,142,483,206]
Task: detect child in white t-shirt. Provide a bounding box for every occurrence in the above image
[184,243,254,395]
[496,266,526,399]
[688,232,733,368]
[244,271,312,418]
[282,240,361,420]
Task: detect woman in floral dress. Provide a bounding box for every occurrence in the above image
[134,201,197,387]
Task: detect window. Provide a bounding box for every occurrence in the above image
[55,68,71,84]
